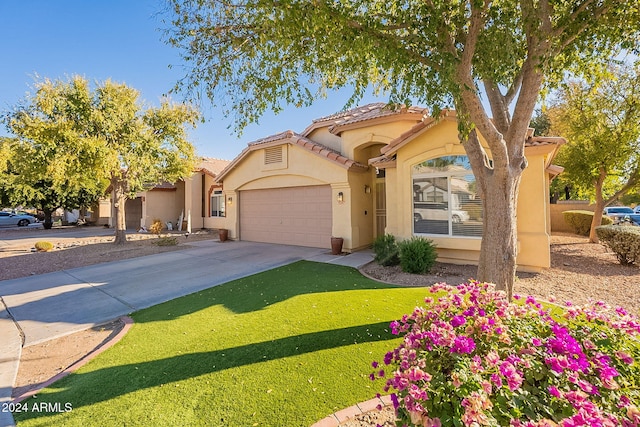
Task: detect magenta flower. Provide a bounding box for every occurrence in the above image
[377,281,640,427]
[548,386,563,398]
[450,315,466,328]
[450,335,475,354]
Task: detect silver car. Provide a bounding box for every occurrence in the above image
[0,211,37,227]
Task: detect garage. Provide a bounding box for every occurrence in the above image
[239,185,332,248]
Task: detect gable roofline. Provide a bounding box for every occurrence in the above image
[301,102,427,137]
[215,130,368,183]
[381,109,458,156]
[381,110,567,163]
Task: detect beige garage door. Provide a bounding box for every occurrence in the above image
[240,185,332,248]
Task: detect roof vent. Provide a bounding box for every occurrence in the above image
[264,146,283,164]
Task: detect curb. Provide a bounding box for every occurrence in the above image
[0,301,22,427]
[13,316,134,404]
[310,395,393,427]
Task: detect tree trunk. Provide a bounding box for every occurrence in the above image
[42,208,54,230]
[475,167,522,301]
[112,179,128,245]
[589,168,607,243]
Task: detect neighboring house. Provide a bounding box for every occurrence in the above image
[214,103,564,272]
[110,158,231,232]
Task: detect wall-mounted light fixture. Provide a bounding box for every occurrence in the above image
[364,185,371,194]
[227,196,233,205]
[337,192,344,203]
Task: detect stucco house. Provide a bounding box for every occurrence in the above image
[214,103,564,272]
[99,158,231,232]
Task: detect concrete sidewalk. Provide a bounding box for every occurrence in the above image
[0,240,372,427]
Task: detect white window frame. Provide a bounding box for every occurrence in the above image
[412,156,482,238]
[211,190,225,217]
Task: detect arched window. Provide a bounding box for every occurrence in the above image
[412,156,482,237]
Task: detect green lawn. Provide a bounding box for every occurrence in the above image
[14,261,432,427]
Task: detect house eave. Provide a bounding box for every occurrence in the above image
[328,111,426,136]
[216,131,369,183]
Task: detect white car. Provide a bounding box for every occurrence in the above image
[413,202,470,223]
[0,211,38,227]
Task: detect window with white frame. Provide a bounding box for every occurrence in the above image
[412,156,482,237]
[211,190,225,217]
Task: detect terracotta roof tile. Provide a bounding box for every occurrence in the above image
[382,111,566,157]
[196,157,231,177]
[150,182,177,190]
[526,136,567,147]
[302,103,427,136]
[216,131,368,182]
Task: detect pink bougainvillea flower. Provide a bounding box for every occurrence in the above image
[373,281,640,427]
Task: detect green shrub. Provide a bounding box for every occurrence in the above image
[372,234,400,266]
[34,241,54,252]
[153,236,178,246]
[563,210,613,236]
[398,237,437,274]
[149,219,164,235]
[596,225,640,265]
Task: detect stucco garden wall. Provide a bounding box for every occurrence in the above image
[550,201,594,233]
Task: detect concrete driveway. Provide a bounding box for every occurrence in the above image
[0,237,372,427]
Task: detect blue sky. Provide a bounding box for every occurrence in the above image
[0,1,383,161]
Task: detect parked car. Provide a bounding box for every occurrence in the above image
[0,211,38,227]
[603,206,640,225]
[413,202,470,223]
[635,206,640,214]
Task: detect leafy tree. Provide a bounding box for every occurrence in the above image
[530,110,551,137]
[163,0,639,298]
[4,76,199,242]
[1,110,109,229]
[549,62,640,243]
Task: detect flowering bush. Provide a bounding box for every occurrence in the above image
[372,281,640,427]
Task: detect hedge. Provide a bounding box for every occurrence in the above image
[596,225,640,266]
[563,210,613,236]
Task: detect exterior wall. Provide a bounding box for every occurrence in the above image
[203,173,228,231]
[305,127,343,152]
[93,198,112,226]
[184,174,205,232]
[142,190,180,229]
[517,151,551,270]
[348,145,385,249]
[388,120,554,272]
[550,201,594,233]
[340,121,415,161]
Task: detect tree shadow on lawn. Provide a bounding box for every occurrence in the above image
[4,261,407,328]
[134,260,404,320]
[14,320,397,422]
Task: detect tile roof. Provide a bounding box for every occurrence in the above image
[302,102,427,136]
[196,157,231,177]
[150,182,177,191]
[381,110,567,156]
[526,136,567,147]
[216,130,368,182]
